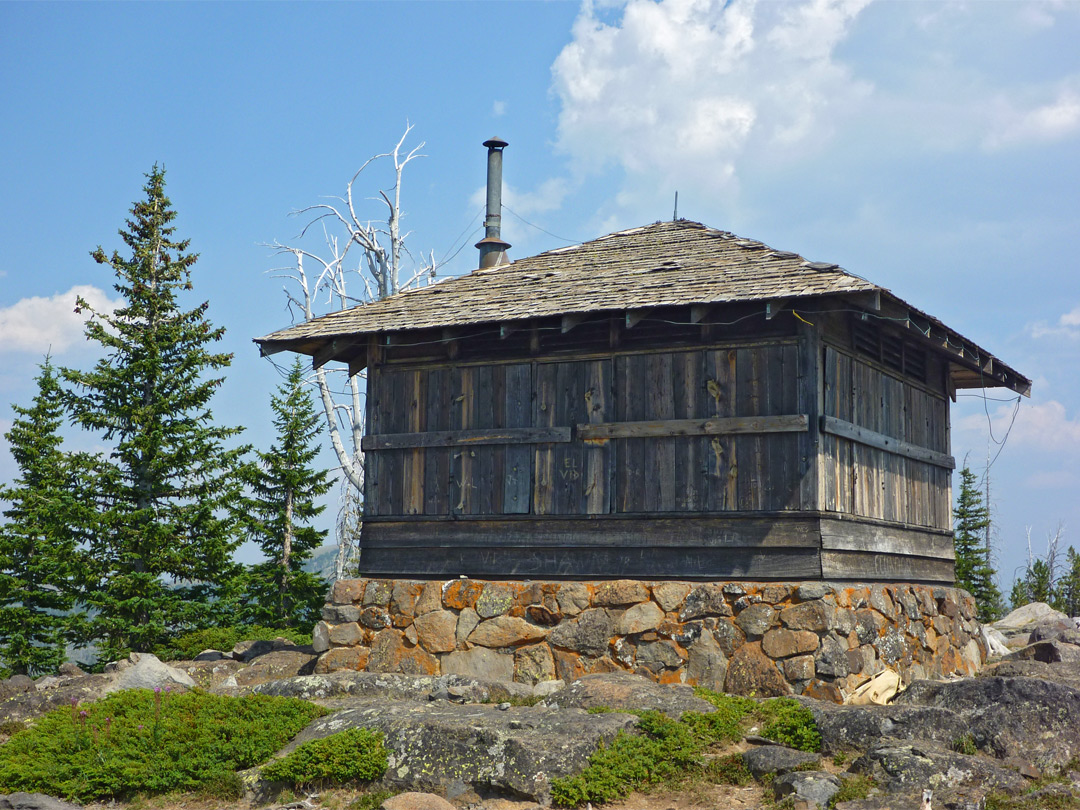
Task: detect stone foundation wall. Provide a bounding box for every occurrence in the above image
[313,579,985,702]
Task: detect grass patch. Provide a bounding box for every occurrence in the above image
[0,689,326,801]
[261,728,388,787]
[953,733,978,755]
[152,625,312,661]
[703,753,753,786]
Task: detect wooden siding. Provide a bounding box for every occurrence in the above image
[821,347,951,531]
[364,342,812,522]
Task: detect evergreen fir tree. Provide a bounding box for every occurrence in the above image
[61,167,246,659]
[953,467,1004,622]
[0,359,85,676]
[1054,547,1080,617]
[235,358,330,629]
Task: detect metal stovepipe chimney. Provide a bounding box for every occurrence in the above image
[476,137,511,269]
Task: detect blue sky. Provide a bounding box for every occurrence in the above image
[2,0,1078,588]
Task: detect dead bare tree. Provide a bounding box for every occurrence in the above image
[266,125,437,579]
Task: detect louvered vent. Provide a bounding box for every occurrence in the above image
[852,318,927,382]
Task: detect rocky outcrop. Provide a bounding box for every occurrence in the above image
[316,579,984,701]
[268,696,638,804]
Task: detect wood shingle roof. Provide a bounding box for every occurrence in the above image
[255,219,1030,396]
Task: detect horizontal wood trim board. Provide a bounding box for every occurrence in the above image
[820,550,955,584]
[358,547,824,580]
[363,516,820,549]
[378,336,802,371]
[819,519,955,560]
[821,416,956,469]
[577,414,809,440]
[362,426,572,451]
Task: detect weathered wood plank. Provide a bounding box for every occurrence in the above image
[577,414,809,440]
[502,363,532,515]
[474,364,496,515]
[672,351,701,511]
[362,514,821,548]
[616,353,646,513]
[403,369,424,515]
[423,366,450,516]
[583,359,613,514]
[359,545,824,579]
[820,550,955,584]
[362,426,573,451]
[450,366,474,515]
[819,518,955,559]
[553,361,585,515]
[533,362,558,515]
[358,545,824,580]
[822,416,955,469]
[736,347,765,511]
[704,348,737,511]
[645,352,675,511]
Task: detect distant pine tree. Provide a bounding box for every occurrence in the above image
[953,467,1004,622]
[62,167,247,659]
[0,359,86,675]
[235,358,331,629]
[1054,547,1080,617]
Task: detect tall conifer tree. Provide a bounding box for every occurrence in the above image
[953,466,1004,622]
[0,359,85,676]
[62,167,246,659]
[236,358,330,629]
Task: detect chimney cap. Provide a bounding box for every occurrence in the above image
[483,136,509,149]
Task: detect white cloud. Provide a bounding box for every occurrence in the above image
[492,100,507,117]
[958,399,1080,451]
[471,180,569,217]
[0,285,120,355]
[1029,304,1080,339]
[551,0,872,209]
[1023,469,1080,490]
[985,84,1080,151]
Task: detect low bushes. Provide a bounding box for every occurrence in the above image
[0,689,325,801]
[550,690,822,807]
[261,728,388,786]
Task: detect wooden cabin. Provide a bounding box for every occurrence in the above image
[256,219,1030,586]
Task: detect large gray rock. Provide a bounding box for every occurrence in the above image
[993,603,1069,645]
[0,794,81,810]
[741,744,820,779]
[540,672,715,717]
[772,770,841,808]
[801,700,967,754]
[268,698,638,803]
[250,670,533,704]
[103,652,195,693]
[851,744,1025,796]
[893,676,1080,769]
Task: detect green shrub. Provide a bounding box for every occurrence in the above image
[153,625,312,662]
[551,692,823,807]
[261,728,388,786]
[693,688,821,752]
[0,689,326,801]
[550,711,703,806]
[953,733,978,755]
[757,698,821,753]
